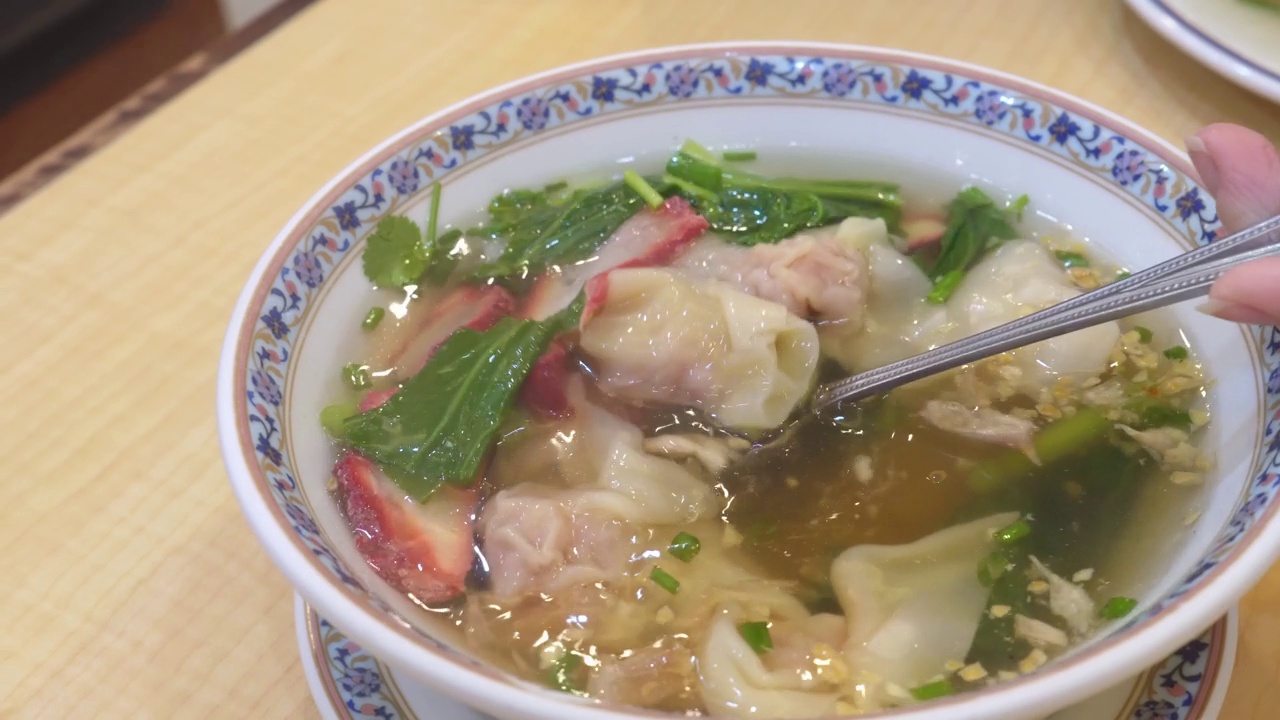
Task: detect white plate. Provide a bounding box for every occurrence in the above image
[1125,0,1280,104]
[295,595,1237,720]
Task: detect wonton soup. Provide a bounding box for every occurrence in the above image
[319,141,1210,716]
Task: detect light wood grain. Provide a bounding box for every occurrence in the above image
[2,0,1278,717]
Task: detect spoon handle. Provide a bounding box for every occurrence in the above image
[811,214,1280,411]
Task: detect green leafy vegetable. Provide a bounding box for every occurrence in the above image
[1054,250,1090,268]
[1164,345,1189,361]
[650,566,681,594]
[547,652,588,696]
[910,679,955,701]
[664,140,903,245]
[468,180,653,280]
[994,519,1031,545]
[668,531,702,563]
[1129,400,1192,431]
[320,402,359,438]
[969,408,1112,492]
[624,170,665,209]
[342,295,584,499]
[722,150,758,162]
[926,187,1024,304]
[362,216,428,288]
[926,269,966,305]
[1134,326,1153,343]
[1114,270,1132,281]
[362,307,385,330]
[343,363,371,390]
[1100,596,1138,619]
[738,621,773,653]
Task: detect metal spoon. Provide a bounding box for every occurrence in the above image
[811,214,1280,413]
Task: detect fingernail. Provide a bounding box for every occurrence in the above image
[1197,298,1275,325]
[1185,135,1221,193]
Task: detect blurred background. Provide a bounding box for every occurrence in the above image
[0,0,310,179]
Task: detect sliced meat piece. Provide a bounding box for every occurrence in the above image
[357,387,398,412]
[334,452,477,603]
[369,284,516,378]
[522,196,709,321]
[518,339,573,419]
[901,214,947,253]
[1029,556,1096,636]
[920,400,1039,462]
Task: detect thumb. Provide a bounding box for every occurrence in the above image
[1186,124,1280,324]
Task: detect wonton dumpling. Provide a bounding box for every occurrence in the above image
[675,222,872,328]
[580,268,819,431]
[947,241,1119,384]
[823,238,1120,390]
[831,512,1019,693]
[697,612,842,719]
[543,377,715,525]
[820,236,949,372]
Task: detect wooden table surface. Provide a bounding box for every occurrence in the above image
[4,0,1280,717]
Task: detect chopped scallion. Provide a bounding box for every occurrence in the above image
[1010,194,1030,220]
[547,652,587,696]
[910,678,955,701]
[1100,596,1138,619]
[926,269,966,305]
[426,182,442,248]
[343,363,372,390]
[1115,270,1132,281]
[1054,250,1090,268]
[1134,326,1153,343]
[362,307,385,330]
[993,519,1031,545]
[1163,345,1189,361]
[722,150,758,162]
[668,531,701,562]
[738,621,773,653]
[320,402,359,438]
[623,170,665,209]
[977,549,1011,588]
[650,566,680,594]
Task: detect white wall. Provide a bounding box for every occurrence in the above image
[218,0,287,31]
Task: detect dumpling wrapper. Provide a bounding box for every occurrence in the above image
[824,238,1120,390]
[947,241,1119,384]
[831,511,1020,692]
[580,267,819,431]
[697,612,841,718]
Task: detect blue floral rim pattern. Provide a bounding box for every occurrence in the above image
[236,47,1273,695]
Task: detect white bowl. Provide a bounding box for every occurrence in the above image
[217,42,1280,720]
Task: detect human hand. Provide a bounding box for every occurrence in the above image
[1188,124,1280,324]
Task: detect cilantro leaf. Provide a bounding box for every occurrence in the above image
[362,216,427,288]
[343,294,584,499]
